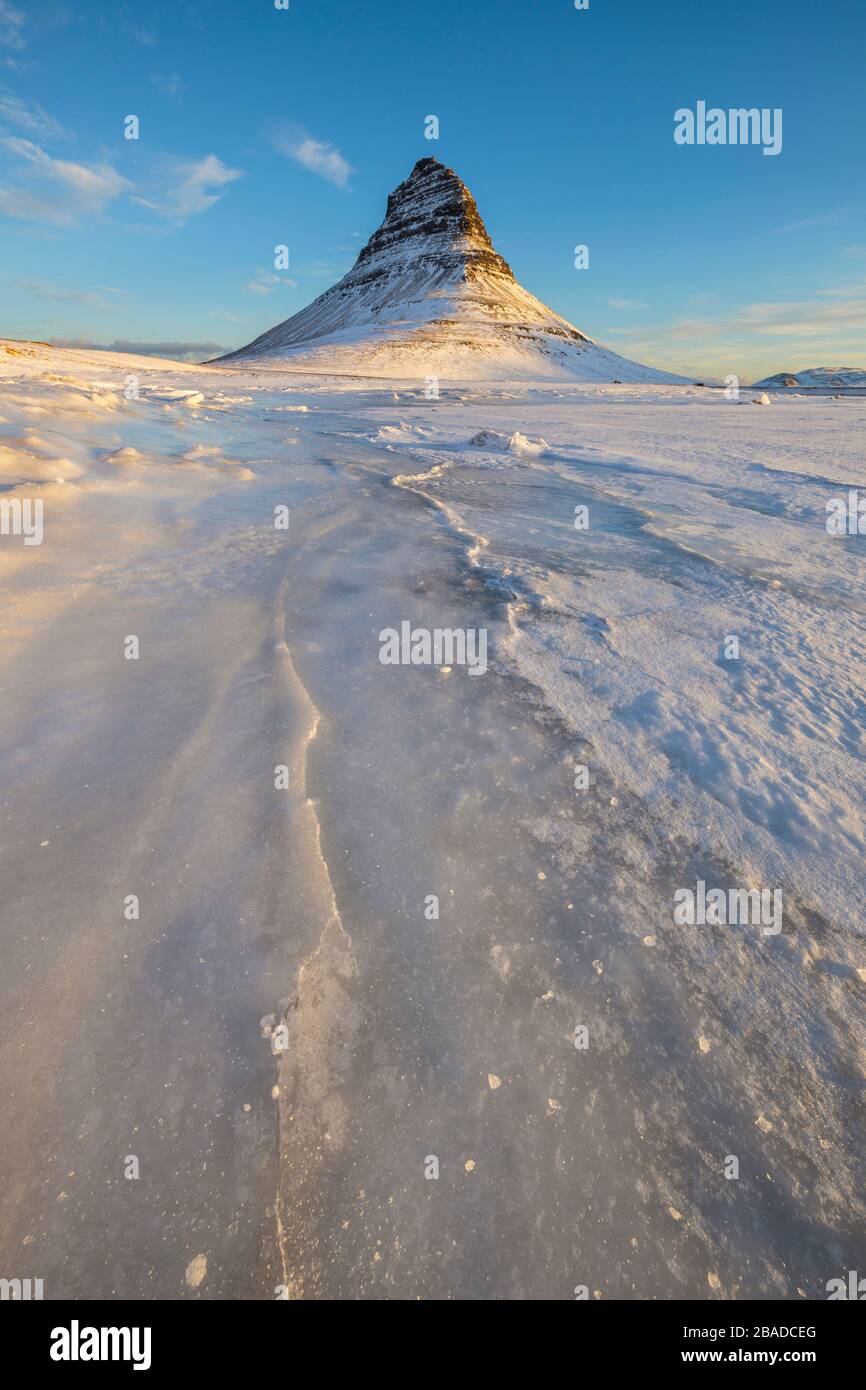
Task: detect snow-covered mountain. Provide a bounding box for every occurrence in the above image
[752,367,866,390]
[215,158,684,383]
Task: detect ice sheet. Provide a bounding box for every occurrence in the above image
[1,342,863,1299]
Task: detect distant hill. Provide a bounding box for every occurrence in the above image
[752,367,866,390]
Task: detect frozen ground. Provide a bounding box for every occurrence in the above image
[0,341,863,1299]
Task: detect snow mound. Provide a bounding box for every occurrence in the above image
[470,428,548,456]
[146,388,205,407]
[508,431,549,457]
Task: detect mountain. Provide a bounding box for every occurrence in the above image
[752,367,866,391]
[215,158,684,383]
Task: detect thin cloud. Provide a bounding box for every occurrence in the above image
[134,153,242,222]
[16,278,125,306]
[817,279,866,298]
[0,185,72,223]
[605,293,866,344]
[1,134,130,217]
[247,269,297,295]
[0,90,64,140]
[601,287,866,379]
[295,258,351,278]
[608,298,647,311]
[274,126,353,188]
[0,97,241,229]
[151,72,184,104]
[0,1,25,51]
[776,212,841,234]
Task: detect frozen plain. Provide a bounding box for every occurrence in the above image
[0,341,863,1299]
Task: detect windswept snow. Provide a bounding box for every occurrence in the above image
[1,339,864,1300]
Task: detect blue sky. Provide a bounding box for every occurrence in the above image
[0,0,863,378]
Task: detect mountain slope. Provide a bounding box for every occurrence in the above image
[215,158,684,383]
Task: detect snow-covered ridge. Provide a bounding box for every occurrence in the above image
[215,158,685,383]
[752,366,866,390]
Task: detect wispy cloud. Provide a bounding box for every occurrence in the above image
[0,90,64,140]
[0,186,70,223]
[776,211,842,234]
[133,153,242,222]
[1,124,242,227]
[606,293,866,343]
[295,258,352,278]
[608,297,647,311]
[274,126,353,188]
[0,135,130,220]
[16,278,125,307]
[0,1,26,51]
[0,90,243,231]
[601,285,866,378]
[246,269,297,295]
[151,72,184,104]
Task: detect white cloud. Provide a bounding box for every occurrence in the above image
[606,293,866,344]
[136,153,242,222]
[0,185,71,223]
[1,134,130,216]
[600,286,866,379]
[0,102,241,230]
[0,90,64,140]
[151,72,184,104]
[275,128,353,188]
[776,212,841,234]
[0,2,25,51]
[15,278,124,306]
[608,298,647,311]
[247,269,297,294]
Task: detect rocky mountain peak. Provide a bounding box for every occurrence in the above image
[352,156,514,285]
[215,158,682,384]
